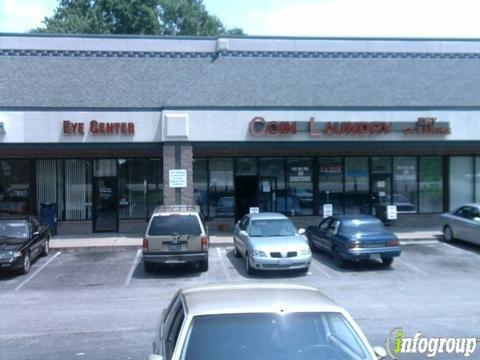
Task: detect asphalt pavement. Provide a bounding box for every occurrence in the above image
[1,239,480,360]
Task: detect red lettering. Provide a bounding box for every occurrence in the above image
[106,123,114,134]
[128,123,135,134]
[266,121,278,134]
[121,123,127,133]
[63,120,72,134]
[78,123,84,134]
[309,117,321,136]
[249,117,266,136]
[90,120,99,134]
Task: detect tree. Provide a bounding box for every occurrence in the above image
[32,0,244,36]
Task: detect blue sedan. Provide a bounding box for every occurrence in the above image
[306,214,401,267]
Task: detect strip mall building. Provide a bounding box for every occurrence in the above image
[1,33,479,233]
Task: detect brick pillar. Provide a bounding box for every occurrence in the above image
[163,143,193,205]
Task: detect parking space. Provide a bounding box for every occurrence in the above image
[1,241,480,360]
[3,240,480,292]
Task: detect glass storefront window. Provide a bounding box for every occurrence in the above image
[65,160,92,220]
[235,158,257,176]
[147,159,163,216]
[259,158,286,214]
[36,160,64,219]
[419,157,443,213]
[345,157,369,214]
[476,157,480,203]
[118,159,147,219]
[287,158,313,215]
[393,157,417,213]
[318,158,343,215]
[209,159,234,217]
[193,159,208,216]
[449,156,474,210]
[0,160,30,215]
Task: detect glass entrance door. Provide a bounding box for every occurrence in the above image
[93,177,118,232]
[258,177,277,212]
[370,157,393,217]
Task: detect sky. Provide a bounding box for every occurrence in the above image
[2,0,480,37]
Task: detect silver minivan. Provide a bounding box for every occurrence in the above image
[142,205,209,272]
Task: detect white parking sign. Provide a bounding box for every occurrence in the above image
[323,204,333,218]
[387,205,398,220]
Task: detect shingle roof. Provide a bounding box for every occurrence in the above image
[2,35,480,109]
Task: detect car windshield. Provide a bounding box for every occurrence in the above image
[148,215,201,236]
[341,219,386,233]
[249,219,297,237]
[0,220,28,243]
[180,312,372,360]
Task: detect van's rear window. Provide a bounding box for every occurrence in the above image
[148,215,202,236]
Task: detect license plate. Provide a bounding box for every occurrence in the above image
[370,254,382,261]
[278,260,291,267]
[169,243,181,251]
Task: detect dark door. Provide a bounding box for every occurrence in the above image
[370,173,392,217]
[258,177,277,213]
[234,176,258,221]
[93,177,118,232]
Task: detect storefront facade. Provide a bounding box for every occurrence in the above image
[1,34,480,232]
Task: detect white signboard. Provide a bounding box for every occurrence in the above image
[249,207,260,214]
[387,205,398,220]
[169,169,187,188]
[323,204,333,218]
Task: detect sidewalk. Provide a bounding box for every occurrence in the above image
[50,227,443,250]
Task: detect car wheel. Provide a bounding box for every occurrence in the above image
[20,252,31,275]
[41,238,50,257]
[443,226,454,243]
[333,247,345,268]
[143,261,154,273]
[233,240,241,258]
[198,259,209,272]
[245,253,254,275]
[382,257,394,267]
[299,266,309,274]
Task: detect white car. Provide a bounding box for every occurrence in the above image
[233,212,311,274]
[440,203,480,245]
[148,283,387,360]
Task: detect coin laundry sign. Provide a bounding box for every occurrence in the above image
[248,116,450,137]
[63,120,135,135]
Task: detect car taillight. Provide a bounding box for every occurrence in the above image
[201,235,209,251]
[143,238,149,251]
[387,239,399,246]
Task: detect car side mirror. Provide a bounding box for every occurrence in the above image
[148,354,164,360]
[239,230,248,237]
[373,346,387,359]
[298,228,306,235]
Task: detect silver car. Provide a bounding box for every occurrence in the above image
[233,212,311,274]
[440,203,480,245]
[148,282,386,360]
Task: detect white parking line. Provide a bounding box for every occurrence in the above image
[396,258,429,275]
[440,242,479,256]
[124,249,142,286]
[309,260,333,278]
[14,251,61,291]
[216,247,232,281]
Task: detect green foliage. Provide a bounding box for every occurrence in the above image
[31,0,244,36]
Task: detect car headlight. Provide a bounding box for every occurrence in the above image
[13,251,22,258]
[253,250,267,257]
[301,249,311,256]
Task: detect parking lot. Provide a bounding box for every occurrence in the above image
[1,240,480,360]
